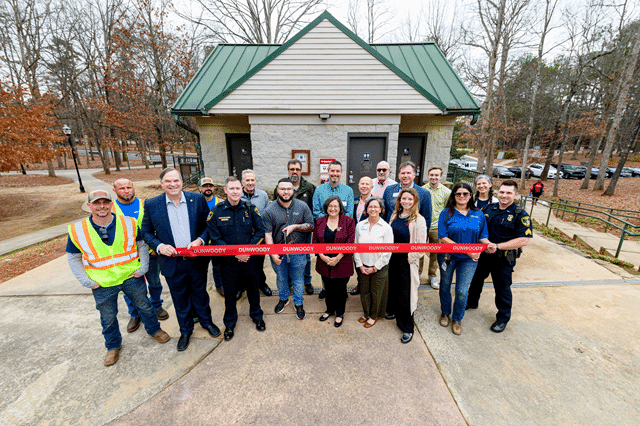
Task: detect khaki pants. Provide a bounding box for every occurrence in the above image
[427,228,439,278]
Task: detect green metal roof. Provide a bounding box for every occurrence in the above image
[172,11,480,117]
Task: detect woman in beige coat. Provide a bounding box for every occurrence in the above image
[387,188,427,343]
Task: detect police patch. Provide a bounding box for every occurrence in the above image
[253,206,261,216]
[522,216,531,228]
[507,215,513,221]
[206,211,213,222]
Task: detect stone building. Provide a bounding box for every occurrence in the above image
[172,11,479,191]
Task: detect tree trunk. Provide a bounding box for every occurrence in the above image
[604,116,640,195]
[594,31,640,190]
[580,134,605,189]
[46,160,56,177]
[570,135,582,160]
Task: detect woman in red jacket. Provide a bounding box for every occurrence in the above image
[313,195,356,327]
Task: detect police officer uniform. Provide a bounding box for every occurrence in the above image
[205,199,266,340]
[467,202,533,329]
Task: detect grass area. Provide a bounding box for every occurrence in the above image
[532,221,638,274]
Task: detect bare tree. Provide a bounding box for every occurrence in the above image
[520,0,559,189]
[176,0,324,44]
[346,0,397,43]
[594,28,640,190]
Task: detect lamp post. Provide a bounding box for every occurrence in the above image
[63,124,85,193]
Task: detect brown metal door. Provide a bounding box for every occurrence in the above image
[226,134,253,177]
[347,136,387,192]
[396,134,427,185]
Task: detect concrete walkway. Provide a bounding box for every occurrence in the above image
[1,230,639,425]
[527,199,640,269]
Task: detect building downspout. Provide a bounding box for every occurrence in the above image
[173,114,204,176]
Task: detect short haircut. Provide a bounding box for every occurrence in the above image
[241,169,255,180]
[398,161,416,173]
[287,159,302,169]
[323,195,345,215]
[277,177,293,187]
[428,166,443,174]
[364,196,385,216]
[328,160,342,170]
[225,176,240,186]
[159,167,179,181]
[501,179,519,191]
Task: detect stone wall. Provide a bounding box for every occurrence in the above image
[195,116,250,184]
[400,115,456,174]
[194,114,456,190]
[250,121,399,189]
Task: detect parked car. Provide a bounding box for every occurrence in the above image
[590,167,612,179]
[551,163,586,179]
[492,166,515,178]
[459,160,478,171]
[624,167,640,177]
[607,167,632,178]
[507,166,532,179]
[527,163,562,179]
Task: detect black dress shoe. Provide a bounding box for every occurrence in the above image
[260,284,273,296]
[401,333,413,344]
[305,284,314,295]
[177,333,191,351]
[385,313,396,320]
[491,321,507,333]
[205,323,221,337]
[334,316,344,328]
[466,303,478,310]
[319,312,331,322]
[318,290,325,299]
[254,319,266,331]
[224,327,235,341]
[235,290,243,301]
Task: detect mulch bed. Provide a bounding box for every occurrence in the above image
[0,175,74,187]
[0,237,67,284]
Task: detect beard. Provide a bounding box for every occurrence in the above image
[289,174,300,183]
[202,189,213,197]
[278,193,293,203]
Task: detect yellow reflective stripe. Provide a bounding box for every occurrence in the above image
[81,220,100,260]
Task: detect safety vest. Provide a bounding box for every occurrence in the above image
[68,215,141,287]
[112,198,145,227]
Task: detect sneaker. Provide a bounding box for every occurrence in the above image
[295,304,306,320]
[429,277,439,289]
[275,299,289,314]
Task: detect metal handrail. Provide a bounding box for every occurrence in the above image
[447,164,483,185]
[521,195,640,260]
[557,198,640,216]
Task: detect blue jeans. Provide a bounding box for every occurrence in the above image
[124,254,163,318]
[437,254,478,323]
[271,254,307,306]
[92,276,161,350]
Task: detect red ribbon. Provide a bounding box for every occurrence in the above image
[175,243,488,257]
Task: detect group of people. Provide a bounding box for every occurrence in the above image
[67,159,532,367]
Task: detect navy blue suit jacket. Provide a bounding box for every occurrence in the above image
[141,191,209,277]
[382,183,432,232]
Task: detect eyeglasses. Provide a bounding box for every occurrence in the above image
[278,188,294,192]
[288,168,301,172]
[376,168,388,172]
[454,192,471,197]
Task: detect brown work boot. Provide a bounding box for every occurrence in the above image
[156,308,169,321]
[452,321,462,335]
[126,317,140,333]
[439,313,450,327]
[104,347,120,366]
[153,330,171,343]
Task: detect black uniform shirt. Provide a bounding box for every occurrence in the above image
[481,202,533,244]
[205,200,265,246]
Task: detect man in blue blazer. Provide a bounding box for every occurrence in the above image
[141,168,221,351]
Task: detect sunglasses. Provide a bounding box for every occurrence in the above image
[455,192,471,197]
[376,168,388,172]
[98,227,109,241]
